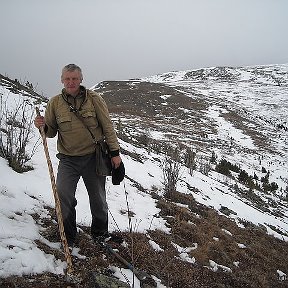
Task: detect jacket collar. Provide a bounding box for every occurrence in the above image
[61,86,87,111]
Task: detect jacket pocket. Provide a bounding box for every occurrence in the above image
[57,114,72,132]
[80,110,98,128]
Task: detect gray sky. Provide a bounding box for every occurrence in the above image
[1,0,288,97]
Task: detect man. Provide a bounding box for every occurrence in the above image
[34,64,122,246]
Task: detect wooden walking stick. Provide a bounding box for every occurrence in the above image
[35,107,73,274]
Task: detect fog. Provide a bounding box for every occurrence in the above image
[1,0,287,97]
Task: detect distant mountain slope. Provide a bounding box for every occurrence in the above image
[92,64,288,234]
[0,73,47,102]
[93,64,288,177]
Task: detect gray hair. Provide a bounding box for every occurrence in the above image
[62,64,83,80]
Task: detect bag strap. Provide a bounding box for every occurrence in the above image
[73,109,99,144]
[61,93,101,145]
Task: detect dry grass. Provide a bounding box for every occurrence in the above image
[2,191,288,288]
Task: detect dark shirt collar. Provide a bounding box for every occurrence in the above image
[61,86,87,111]
[62,85,86,99]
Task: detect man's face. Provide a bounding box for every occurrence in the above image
[61,70,82,96]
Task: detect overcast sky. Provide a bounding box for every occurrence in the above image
[1,0,288,97]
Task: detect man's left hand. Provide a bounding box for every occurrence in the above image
[111,156,122,169]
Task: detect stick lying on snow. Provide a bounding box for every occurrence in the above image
[97,240,156,286]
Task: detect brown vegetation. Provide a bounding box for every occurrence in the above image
[1,190,288,288]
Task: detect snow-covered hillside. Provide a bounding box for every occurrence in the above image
[1,64,288,287]
[140,64,288,225]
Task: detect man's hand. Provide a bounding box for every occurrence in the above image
[34,116,45,129]
[111,155,122,169]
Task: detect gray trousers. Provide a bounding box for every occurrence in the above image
[56,152,108,242]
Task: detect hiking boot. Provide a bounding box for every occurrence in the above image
[68,243,74,251]
[67,238,75,251]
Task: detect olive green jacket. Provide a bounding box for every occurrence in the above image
[44,87,120,156]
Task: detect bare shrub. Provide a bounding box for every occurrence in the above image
[162,149,182,198]
[0,94,37,172]
[198,154,211,176]
[184,147,197,176]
